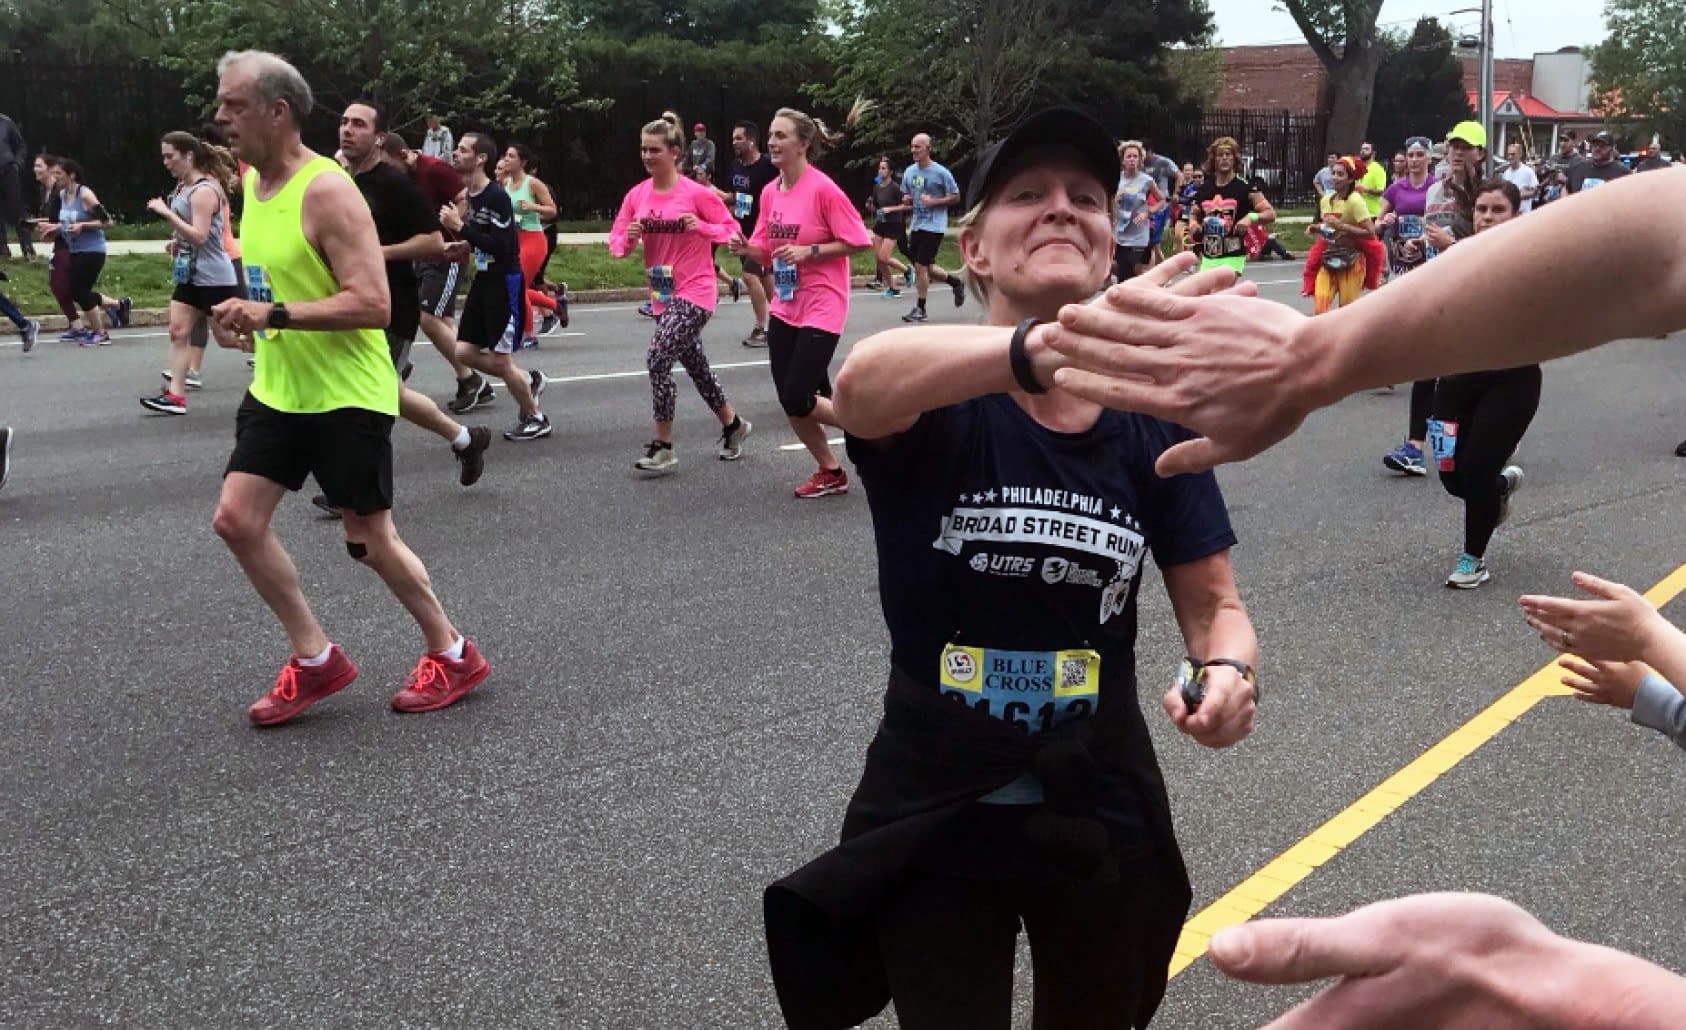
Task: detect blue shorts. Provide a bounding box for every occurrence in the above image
[1148,208,1171,244]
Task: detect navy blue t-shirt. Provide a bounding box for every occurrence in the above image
[718,153,778,237]
[848,393,1236,722]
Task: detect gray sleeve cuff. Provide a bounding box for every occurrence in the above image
[1630,673,1686,749]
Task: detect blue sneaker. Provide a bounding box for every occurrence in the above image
[1446,552,1490,589]
[903,267,914,287]
[59,327,86,342]
[881,287,901,299]
[1382,440,1427,476]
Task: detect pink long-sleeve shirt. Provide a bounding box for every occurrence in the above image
[609,176,739,314]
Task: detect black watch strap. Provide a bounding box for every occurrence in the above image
[1199,658,1258,703]
[1008,317,1047,394]
[266,303,290,330]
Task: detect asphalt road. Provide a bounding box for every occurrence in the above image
[3,264,1685,1028]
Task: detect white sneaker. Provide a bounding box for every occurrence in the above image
[1497,465,1523,527]
[634,440,677,473]
[1446,553,1490,589]
[718,418,752,461]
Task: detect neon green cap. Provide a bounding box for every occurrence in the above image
[1448,121,1487,147]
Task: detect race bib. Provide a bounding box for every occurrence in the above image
[939,645,1100,735]
[1397,215,1423,240]
[244,264,273,304]
[772,258,798,302]
[171,250,194,285]
[1427,418,1459,472]
[732,192,754,220]
[1582,177,1606,191]
[244,264,274,339]
[647,264,676,304]
[473,249,490,272]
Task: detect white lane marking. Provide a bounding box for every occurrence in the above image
[540,359,769,384]
[779,437,844,451]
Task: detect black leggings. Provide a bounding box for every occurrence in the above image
[67,251,106,311]
[767,316,839,418]
[1409,378,1435,442]
[1432,366,1542,558]
[540,222,557,284]
[0,288,25,328]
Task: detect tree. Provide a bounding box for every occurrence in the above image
[582,0,820,44]
[812,0,1071,164]
[1367,17,1472,154]
[1589,0,1686,151]
[1280,0,1387,153]
[4,0,585,135]
[814,0,1212,170]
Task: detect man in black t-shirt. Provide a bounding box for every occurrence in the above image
[1567,130,1631,193]
[715,119,779,347]
[323,101,489,508]
[1184,173,1269,269]
[440,131,549,442]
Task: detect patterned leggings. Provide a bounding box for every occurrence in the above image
[648,298,727,424]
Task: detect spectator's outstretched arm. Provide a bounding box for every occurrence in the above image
[1210,892,1686,1029]
[1044,171,1686,475]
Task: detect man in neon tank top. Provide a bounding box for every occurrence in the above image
[207,50,489,726]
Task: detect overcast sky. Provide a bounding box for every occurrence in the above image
[1204,0,1607,60]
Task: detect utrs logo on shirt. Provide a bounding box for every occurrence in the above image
[768,217,800,242]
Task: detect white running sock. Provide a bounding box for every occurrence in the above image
[451,426,471,451]
[298,644,333,667]
[436,635,466,661]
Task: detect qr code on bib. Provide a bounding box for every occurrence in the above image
[1059,657,1088,690]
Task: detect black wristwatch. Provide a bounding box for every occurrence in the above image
[809,243,821,260]
[265,303,291,330]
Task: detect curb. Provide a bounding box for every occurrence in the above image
[14,278,910,329]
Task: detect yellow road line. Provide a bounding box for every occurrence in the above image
[1169,563,1686,977]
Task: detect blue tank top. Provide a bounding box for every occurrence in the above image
[59,187,107,254]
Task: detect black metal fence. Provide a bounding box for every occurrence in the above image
[2,56,1327,222]
[1174,109,1328,208]
[2,57,204,222]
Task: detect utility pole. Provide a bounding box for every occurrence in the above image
[1478,0,1494,170]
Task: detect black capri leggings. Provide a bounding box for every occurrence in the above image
[1409,378,1435,442]
[1432,365,1542,558]
[67,251,106,311]
[767,316,840,418]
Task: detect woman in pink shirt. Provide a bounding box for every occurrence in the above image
[730,106,872,499]
[610,116,752,473]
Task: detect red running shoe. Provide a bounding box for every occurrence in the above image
[794,467,849,499]
[390,640,490,713]
[248,646,359,726]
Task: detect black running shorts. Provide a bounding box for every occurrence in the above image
[457,271,529,354]
[908,229,944,267]
[225,392,395,515]
[417,260,465,320]
[172,283,243,319]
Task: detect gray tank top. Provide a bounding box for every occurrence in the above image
[171,178,237,287]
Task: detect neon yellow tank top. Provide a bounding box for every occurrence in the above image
[240,157,399,416]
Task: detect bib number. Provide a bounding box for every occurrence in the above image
[647,264,676,304]
[939,645,1100,735]
[244,264,274,340]
[772,258,798,302]
[171,250,194,285]
[732,192,754,220]
[1427,418,1459,472]
[473,249,490,272]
